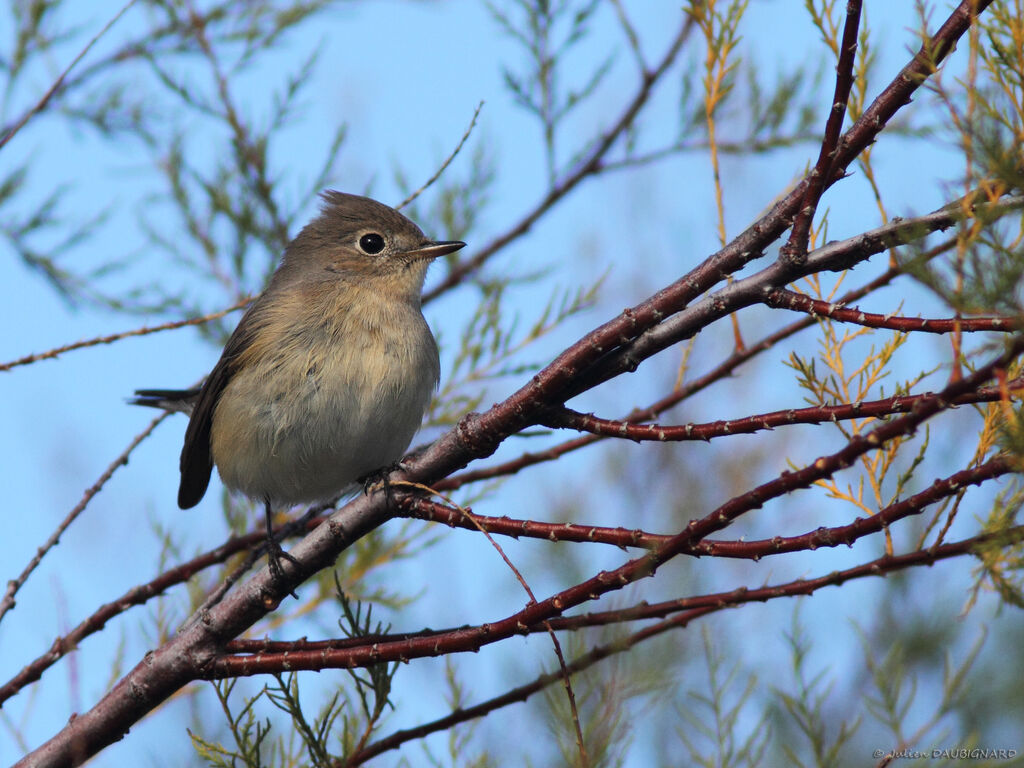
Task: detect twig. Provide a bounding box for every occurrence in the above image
[0,298,250,373]
[389,482,587,765]
[781,0,863,266]
[764,288,1020,333]
[609,0,646,72]
[0,0,140,151]
[396,101,484,211]
[423,15,695,302]
[0,412,168,626]
[408,457,1011,559]
[540,381,1024,443]
[184,1,290,246]
[0,508,325,706]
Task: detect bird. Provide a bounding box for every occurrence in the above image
[132,191,465,578]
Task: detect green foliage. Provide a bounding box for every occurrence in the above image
[771,610,860,768]
[190,588,400,767]
[898,202,1024,318]
[970,476,1024,609]
[1,0,344,315]
[896,3,1024,318]
[859,624,985,748]
[486,0,607,182]
[676,626,769,768]
[190,679,277,768]
[540,627,674,768]
[0,164,124,307]
[334,584,398,725]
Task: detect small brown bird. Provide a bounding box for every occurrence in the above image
[133,191,465,575]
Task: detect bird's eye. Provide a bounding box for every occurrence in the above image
[358,233,386,254]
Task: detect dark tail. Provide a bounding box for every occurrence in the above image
[129,387,201,415]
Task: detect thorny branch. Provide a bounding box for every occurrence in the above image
[539,381,1024,444]
[346,521,1024,764]
[780,0,862,266]
[6,442,1011,711]
[209,521,1022,679]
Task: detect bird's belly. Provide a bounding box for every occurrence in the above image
[210,341,435,506]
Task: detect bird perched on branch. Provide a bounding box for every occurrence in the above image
[133,191,465,580]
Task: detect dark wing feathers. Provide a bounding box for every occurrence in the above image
[177,306,262,509]
[177,356,232,508]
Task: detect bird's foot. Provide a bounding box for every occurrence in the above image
[358,462,402,497]
[262,499,300,597]
[264,536,301,597]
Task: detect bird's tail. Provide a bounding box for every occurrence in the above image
[129,388,201,415]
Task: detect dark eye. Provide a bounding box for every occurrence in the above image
[358,233,386,254]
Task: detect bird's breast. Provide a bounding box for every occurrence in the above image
[210,285,439,505]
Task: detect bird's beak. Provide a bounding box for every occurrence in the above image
[404,240,466,261]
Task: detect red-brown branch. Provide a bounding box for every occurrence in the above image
[540,381,1023,443]
[403,456,1012,558]
[347,522,1021,764]
[765,288,1019,333]
[781,0,863,265]
[436,257,932,492]
[211,524,1021,684]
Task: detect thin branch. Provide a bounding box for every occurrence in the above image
[213,524,1022,683]
[540,381,1024,443]
[407,456,1011,558]
[781,0,862,265]
[396,101,484,211]
[0,0,140,151]
[0,510,324,706]
[422,14,695,301]
[0,298,250,372]
[764,288,1020,334]
[669,341,1023,549]
[595,131,823,172]
[608,0,647,72]
[0,412,168,627]
[394,483,587,763]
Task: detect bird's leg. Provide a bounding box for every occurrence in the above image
[263,498,301,595]
[358,463,402,508]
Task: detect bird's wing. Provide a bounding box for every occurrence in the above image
[178,304,263,509]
